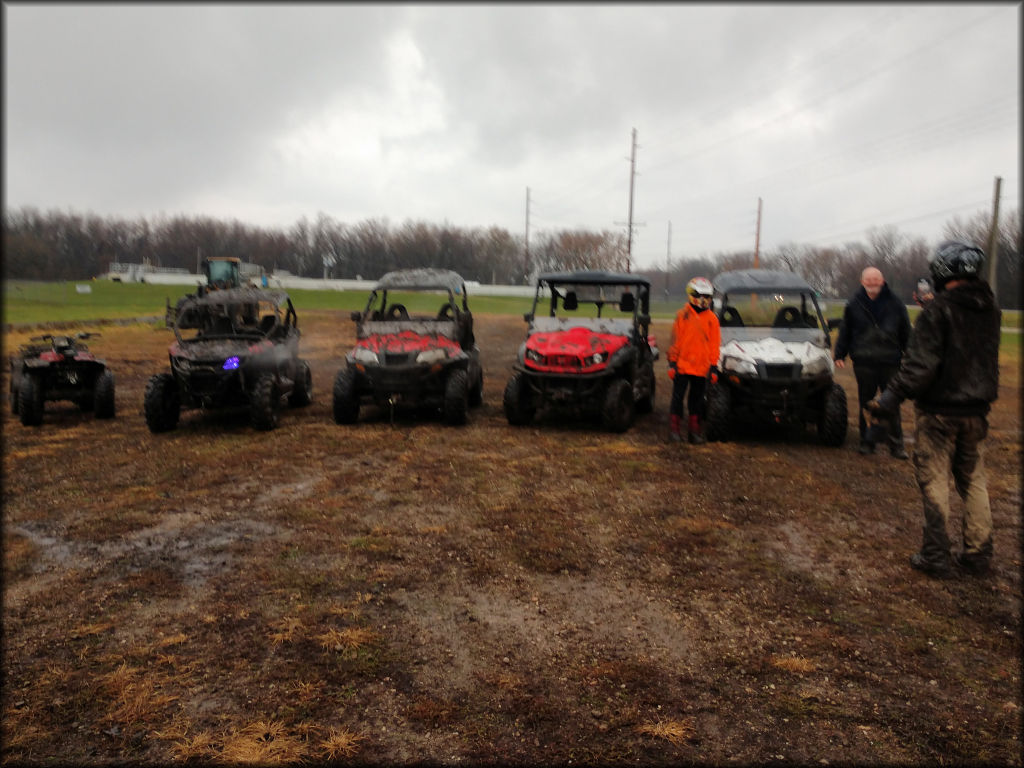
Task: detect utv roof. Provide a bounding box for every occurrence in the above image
[713,269,814,294]
[182,287,290,306]
[537,270,650,288]
[375,269,466,294]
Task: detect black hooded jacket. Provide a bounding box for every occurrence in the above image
[833,283,910,366]
[884,279,1001,416]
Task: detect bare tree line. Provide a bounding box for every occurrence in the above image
[3,206,1020,306]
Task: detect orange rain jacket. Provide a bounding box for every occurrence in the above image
[668,304,721,377]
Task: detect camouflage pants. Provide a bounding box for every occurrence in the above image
[912,409,993,567]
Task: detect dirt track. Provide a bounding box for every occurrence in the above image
[2,311,1021,764]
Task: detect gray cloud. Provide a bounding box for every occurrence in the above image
[4,3,1018,270]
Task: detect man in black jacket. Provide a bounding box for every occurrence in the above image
[834,266,911,457]
[867,241,1001,578]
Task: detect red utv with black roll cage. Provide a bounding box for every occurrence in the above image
[503,270,659,433]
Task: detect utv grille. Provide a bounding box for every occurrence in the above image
[384,352,414,366]
[763,363,801,380]
[547,354,582,368]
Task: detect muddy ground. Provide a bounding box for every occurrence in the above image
[2,311,1021,764]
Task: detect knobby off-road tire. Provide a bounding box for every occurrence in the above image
[444,368,469,426]
[10,375,21,416]
[818,381,849,447]
[332,368,360,424]
[469,367,484,408]
[144,373,180,433]
[503,372,535,426]
[94,370,116,419]
[250,374,281,431]
[18,375,43,427]
[635,365,656,414]
[704,381,732,442]
[602,378,634,433]
[289,360,313,407]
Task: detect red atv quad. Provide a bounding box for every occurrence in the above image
[503,270,659,432]
[333,269,483,426]
[9,332,116,427]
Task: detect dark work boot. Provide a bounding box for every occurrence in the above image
[909,552,953,579]
[953,551,991,576]
[889,438,909,460]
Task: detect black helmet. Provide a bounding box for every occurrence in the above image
[929,240,985,291]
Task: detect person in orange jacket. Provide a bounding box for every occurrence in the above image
[667,277,721,443]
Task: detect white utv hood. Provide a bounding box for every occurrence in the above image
[720,336,834,378]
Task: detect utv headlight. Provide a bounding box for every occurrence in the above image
[525,348,544,364]
[723,357,757,376]
[416,348,448,364]
[589,352,606,365]
[352,347,379,364]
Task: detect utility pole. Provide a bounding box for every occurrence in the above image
[753,197,763,269]
[985,176,1002,305]
[614,128,645,272]
[524,186,531,283]
[665,221,672,299]
[626,128,637,273]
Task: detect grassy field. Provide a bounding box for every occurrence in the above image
[4,279,1021,331]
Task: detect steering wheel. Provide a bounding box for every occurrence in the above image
[387,304,409,320]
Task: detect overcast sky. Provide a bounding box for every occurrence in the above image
[4,3,1020,271]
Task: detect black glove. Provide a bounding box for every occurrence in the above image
[864,390,900,427]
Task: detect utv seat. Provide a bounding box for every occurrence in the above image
[772,306,804,328]
[720,307,744,327]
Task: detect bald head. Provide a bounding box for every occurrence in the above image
[861,267,884,299]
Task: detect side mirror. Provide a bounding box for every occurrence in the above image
[523,312,534,323]
[350,311,362,322]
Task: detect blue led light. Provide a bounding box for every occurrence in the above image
[222,356,240,370]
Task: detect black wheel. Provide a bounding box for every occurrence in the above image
[332,368,360,424]
[289,360,313,407]
[18,375,43,427]
[705,381,732,442]
[636,365,656,414]
[469,366,484,408]
[94,370,116,419]
[10,374,21,416]
[250,374,280,431]
[818,381,849,447]
[503,372,535,426]
[78,392,95,412]
[144,373,180,432]
[444,369,469,426]
[602,378,634,433]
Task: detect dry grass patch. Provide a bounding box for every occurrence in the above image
[99,662,180,733]
[635,717,696,745]
[317,626,377,653]
[219,720,305,764]
[319,727,365,760]
[771,655,817,674]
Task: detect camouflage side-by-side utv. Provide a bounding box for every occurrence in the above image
[145,288,312,432]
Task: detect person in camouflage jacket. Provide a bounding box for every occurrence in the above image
[867,241,1001,578]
